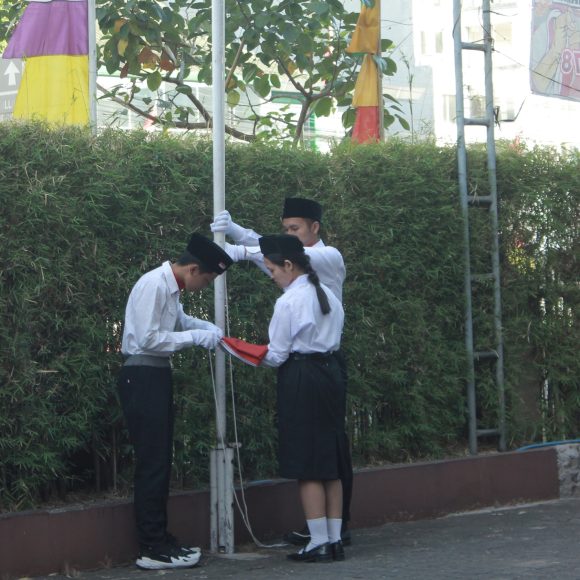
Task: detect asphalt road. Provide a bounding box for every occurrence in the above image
[37,498,580,580]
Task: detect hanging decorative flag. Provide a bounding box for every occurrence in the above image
[2,0,89,125]
[530,0,580,101]
[347,0,381,143]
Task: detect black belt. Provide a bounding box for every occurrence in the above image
[289,351,334,361]
[123,354,171,368]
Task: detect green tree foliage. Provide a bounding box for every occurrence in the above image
[0,0,24,53]
[496,143,580,440]
[0,0,403,143]
[0,123,577,511]
[94,0,401,143]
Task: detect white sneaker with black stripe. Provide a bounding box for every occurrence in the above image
[136,543,201,570]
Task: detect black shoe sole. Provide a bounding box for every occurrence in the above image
[287,543,333,563]
[284,535,352,547]
[287,553,333,563]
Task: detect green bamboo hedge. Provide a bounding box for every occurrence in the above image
[0,123,577,511]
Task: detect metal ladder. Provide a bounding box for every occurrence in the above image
[452,0,506,454]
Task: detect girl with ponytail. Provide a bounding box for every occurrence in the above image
[257,234,348,563]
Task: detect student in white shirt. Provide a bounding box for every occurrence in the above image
[212,198,345,302]
[211,198,353,546]
[118,233,232,571]
[257,234,348,563]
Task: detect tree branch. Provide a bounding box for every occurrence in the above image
[225,39,246,91]
[96,82,255,142]
[276,56,307,97]
[293,98,313,146]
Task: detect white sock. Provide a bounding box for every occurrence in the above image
[304,517,328,551]
[327,518,343,543]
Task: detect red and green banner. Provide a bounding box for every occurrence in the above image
[3,0,89,125]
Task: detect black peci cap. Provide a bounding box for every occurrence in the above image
[281,197,322,222]
[186,233,233,274]
[259,234,304,258]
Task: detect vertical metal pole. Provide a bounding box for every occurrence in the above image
[224,447,234,542]
[377,0,384,140]
[216,441,226,548]
[87,0,98,132]
[210,449,218,549]
[210,0,234,554]
[482,0,506,451]
[453,0,478,455]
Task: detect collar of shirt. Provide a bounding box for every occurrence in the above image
[171,263,185,291]
[312,239,325,248]
[162,261,181,294]
[283,273,309,293]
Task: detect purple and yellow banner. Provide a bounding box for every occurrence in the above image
[3,0,89,125]
[531,0,580,101]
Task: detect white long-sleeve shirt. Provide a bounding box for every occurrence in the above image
[121,261,215,357]
[226,228,346,302]
[262,274,344,368]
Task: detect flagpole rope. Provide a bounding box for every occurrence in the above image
[207,276,287,550]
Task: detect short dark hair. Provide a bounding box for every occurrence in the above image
[177,251,213,274]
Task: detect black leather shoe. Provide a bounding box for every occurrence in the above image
[283,526,310,546]
[331,540,345,561]
[284,526,351,547]
[287,543,332,563]
[341,527,352,546]
[340,528,352,546]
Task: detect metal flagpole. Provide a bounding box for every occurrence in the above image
[87,0,98,131]
[377,0,384,140]
[210,0,234,554]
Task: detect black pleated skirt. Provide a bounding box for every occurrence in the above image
[276,353,349,481]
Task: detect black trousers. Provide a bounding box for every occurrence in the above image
[335,350,353,525]
[118,365,174,549]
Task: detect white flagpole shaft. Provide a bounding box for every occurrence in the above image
[87,0,98,131]
[210,449,218,549]
[210,0,233,554]
[378,0,384,140]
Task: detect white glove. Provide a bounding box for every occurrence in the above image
[194,320,224,339]
[210,210,247,242]
[224,242,247,262]
[191,329,221,349]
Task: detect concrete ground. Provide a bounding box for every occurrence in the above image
[37,498,580,580]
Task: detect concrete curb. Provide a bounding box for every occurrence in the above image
[0,447,560,578]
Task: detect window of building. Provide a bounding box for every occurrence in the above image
[497,99,515,121]
[443,94,456,122]
[421,31,428,55]
[436,31,443,53]
[469,95,486,118]
[466,26,483,43]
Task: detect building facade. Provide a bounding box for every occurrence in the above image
[376,0,580,147]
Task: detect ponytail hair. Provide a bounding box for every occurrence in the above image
[302,257,331,315]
